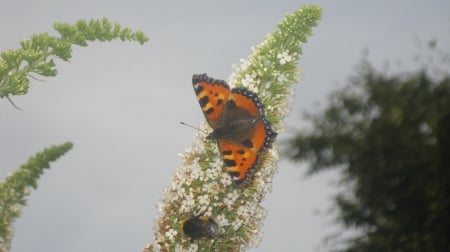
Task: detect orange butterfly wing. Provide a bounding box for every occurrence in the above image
[230,88,277,153]
[229,88,263,117]
[218,139,259,184]
[192,74,230,128]
[252,118,277,153]
[217,119,276,184]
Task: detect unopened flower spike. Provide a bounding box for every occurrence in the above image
[150,5,321,252]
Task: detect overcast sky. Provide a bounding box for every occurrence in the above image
[1,1,449,251]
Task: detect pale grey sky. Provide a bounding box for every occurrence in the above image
[1,1,449,251]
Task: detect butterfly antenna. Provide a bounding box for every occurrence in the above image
[180,121,207,134]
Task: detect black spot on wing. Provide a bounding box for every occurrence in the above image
[194,84,204,95]
[199,96,209,108]
[222,150,232,155]
[205,107,214,115]
[224,158,237,167]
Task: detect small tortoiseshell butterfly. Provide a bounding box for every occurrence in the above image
[181,214,219,240]
[192,73,277,185]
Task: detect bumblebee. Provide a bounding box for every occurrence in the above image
[181,214,219,240]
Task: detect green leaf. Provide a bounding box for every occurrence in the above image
[0,18,149,105]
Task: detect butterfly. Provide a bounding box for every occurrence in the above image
[192,73,277,185]
[181,214,219,240]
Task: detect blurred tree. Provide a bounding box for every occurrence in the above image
[287,46,450,251]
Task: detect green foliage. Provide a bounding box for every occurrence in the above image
[0,18,149,108]
[0,142,73,252]
[287,59,450,251]
[0,18,148,251]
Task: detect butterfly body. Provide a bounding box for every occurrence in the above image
[208,115,258,142]
[192,73,277,185]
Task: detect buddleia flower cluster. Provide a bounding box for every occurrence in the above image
[151,5,322,252]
